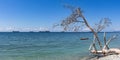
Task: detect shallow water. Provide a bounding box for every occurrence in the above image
[0,32,119,60]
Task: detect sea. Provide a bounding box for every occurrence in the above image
[0,32,120,60]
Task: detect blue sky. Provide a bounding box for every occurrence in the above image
[0,0,120,32]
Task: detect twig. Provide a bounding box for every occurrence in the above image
[103,32,109,50]
[103,35,117,49]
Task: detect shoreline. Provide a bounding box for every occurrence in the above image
[81,54,120,60]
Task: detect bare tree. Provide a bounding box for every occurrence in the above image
[55,6,111,49]
[54,6,120,56]
[93,18,112,32]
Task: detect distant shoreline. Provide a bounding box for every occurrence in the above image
[0,31,120,33]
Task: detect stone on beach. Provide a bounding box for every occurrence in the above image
[98,54,120,60]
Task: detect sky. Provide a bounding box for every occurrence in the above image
[0,0,120,32]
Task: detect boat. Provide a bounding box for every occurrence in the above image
[80,38,89,40]
[12,31,20,33]
[38,31,50,32]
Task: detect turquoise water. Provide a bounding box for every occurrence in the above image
[0,32,119,60]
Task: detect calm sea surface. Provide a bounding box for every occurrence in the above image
[0,32,119,60]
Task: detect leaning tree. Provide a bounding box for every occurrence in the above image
[54,5,119,56]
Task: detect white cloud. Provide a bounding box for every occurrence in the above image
[113,27,120,31]
[82,27,90,32]
[0,26,49,32]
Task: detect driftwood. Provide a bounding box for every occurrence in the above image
[91,48,120,55]
[90,34,118,56]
